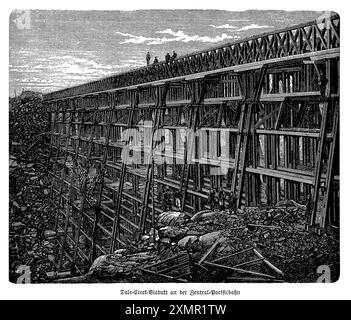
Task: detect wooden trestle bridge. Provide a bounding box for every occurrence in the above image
[44,14,340,274]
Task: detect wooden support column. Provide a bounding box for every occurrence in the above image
[89,108,113,263]
[68,102,88,267]
[47,101,60,174]
[110,90,138,252]
[68,97,100,269]
[310,60,331,226]
[232,66,266,208]
[180,80,205,212]
[139,84,168,237]
[57,98,83,270]
[320,104,339,227]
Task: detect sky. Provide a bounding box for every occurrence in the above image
[9,10,322,97]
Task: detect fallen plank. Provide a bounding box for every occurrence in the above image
[211,247,253,264]
[174,272,192,280]
[227,277,284,283]
[195,263,209,272]
[157,259,190,275]
[252,249,284,277]
[143,252,187,269]
[204,261,277,279]
[227,226,246,231]
[247,223,281,229]
[232,258,264,268]
[141,268,188,283]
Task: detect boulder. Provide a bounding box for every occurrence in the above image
[178,236,198,249]
[11,222,26,229]
[158,226,188,239]
[44,230,56,239]
[47,254,55,262]
[158,211,187,227]
[89,252,155,278]
[199,231,223,247]
[190,210,216,222]
[160,238,171,245]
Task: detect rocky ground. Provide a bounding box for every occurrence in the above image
[58,205,339,283]
[9,92,59,283]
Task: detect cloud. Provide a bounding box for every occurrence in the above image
[120,59,144,65]
[156,29,234,43]
[237,24,272,31]
[115,32,157,44]
[228,19,251,22]
[10,54,145,94]
[50,56,114,70]
[116,29,234,45]
[210,24,237,29]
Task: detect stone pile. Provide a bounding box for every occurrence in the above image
[9,92,57,283]
[79,202,339,283]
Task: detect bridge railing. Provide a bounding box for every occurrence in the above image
[44,14,339,101]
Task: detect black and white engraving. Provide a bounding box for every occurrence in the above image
[9,10,340,284]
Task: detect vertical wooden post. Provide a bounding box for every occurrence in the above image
[310,60,331,226]
[110,90,138,252]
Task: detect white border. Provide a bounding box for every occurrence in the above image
[2,0,350,300]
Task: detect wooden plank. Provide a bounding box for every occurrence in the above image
[310,84,330,224]
[274,101,284,129]
[157,259,190,275]
[57,101,79,270]
[319,105,339,227]
[144,252,188,269]
[211,247,253,264]
[232,258,264,268]
[90,102,114,263]
[260,91,320,102]
[204,261,277,279]
[254,105,281,129]
[236,103,253,206]
[245,167,313,184]
[141,268,188,283]
[231,104,246,193]
[110,92,137,252]
[252,248,284,276]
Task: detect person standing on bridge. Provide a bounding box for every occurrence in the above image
[146,52,151,66]
[165,52,171,63]
[171,50,177,61]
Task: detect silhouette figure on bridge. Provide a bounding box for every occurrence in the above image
[171,50,177,61]
[146,52,151,66]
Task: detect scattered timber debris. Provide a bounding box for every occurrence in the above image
[70,204,338,283]
[141,252,191,283]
